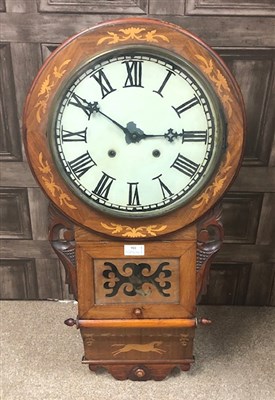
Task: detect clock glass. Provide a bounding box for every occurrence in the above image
[49,47,226,218]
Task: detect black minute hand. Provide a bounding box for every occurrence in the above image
[69,93,99,119]
[98,110,129,134]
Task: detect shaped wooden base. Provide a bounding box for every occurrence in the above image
[86,361,193,381]
[78,326,195,381]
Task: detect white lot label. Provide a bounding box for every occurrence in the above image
[124,244,145,256]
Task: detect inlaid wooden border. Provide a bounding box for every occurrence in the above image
[23,18,245,238]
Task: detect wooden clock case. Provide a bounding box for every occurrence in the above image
[23,18,245,381]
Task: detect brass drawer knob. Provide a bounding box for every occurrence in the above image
[133,308,143,317]
[135,368,145,378]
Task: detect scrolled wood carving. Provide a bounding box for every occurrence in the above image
[196,203,224,301]
[49,204,77,299]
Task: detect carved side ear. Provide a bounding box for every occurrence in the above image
[49,204,77,298]
[196,203,224,301]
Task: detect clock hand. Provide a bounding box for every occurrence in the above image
[69,94,100,118]
[128,129,207,143]
[68,96,128,138]
[95,108,146,145]
[68,94,132,143]
[97,109,130,138]
[78,99,182,145]
[70,97,206,144]
[165,129,207,143]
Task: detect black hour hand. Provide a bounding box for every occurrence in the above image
[164,129,207,143]
[126,128,207,143]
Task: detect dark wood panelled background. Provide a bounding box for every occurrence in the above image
[0,0,274,305]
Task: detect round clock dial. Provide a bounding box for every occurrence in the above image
[50,48,226,218]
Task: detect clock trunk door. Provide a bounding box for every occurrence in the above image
[76,240,196,320]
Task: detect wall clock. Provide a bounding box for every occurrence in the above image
[23,18,245,380]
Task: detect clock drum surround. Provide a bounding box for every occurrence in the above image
[23,18,245,380]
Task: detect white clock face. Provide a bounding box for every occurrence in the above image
[50,48,225,218]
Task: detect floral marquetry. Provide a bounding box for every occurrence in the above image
[100,222,168,237]
[38,152,77,210]
[97,27,170,45]
[195,55,233,118]
[192,152,232,209]
[35,60,71,123]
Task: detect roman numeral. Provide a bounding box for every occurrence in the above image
[123,61,143,88]
[153,69,175,97]
[92,68,116,99]
[171,154,199,177]
[127,182,140,206]
[182,130,207,143]
[62,127,87,142]
[173,95,200,117]
[69,93,93,118]
[153,175,173,199]
[69,151,96,178]
[93,172,115,200]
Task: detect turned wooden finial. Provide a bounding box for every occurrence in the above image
[198,318,212,326]
[64,318,76,327]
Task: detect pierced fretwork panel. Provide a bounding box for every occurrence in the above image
[94,258,179,304]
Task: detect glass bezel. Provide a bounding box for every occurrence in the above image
[48,45,227,219]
